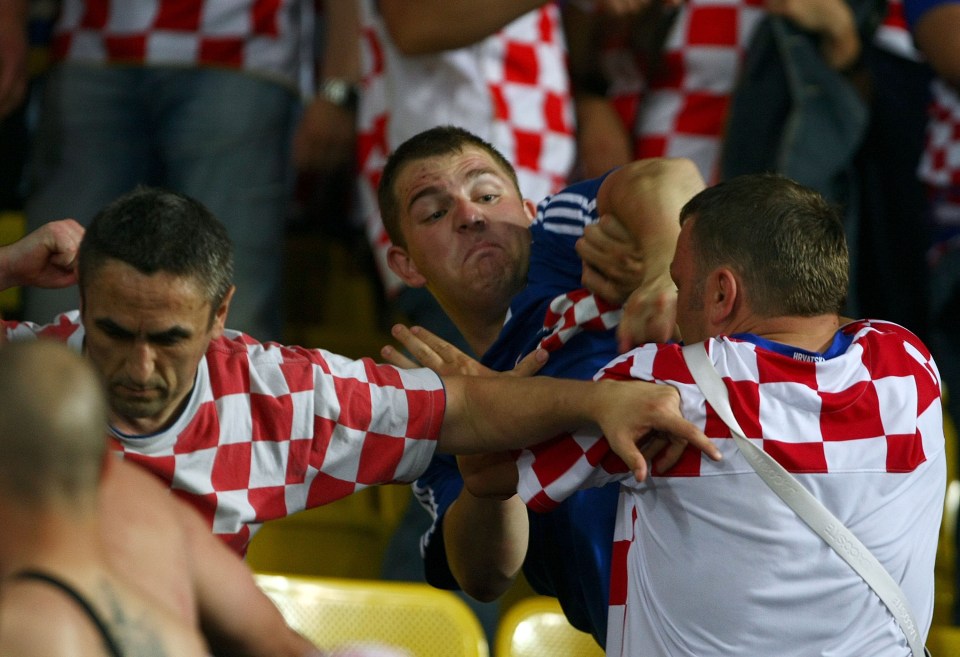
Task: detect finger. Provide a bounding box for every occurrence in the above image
[380,344,420,370]
[596,213,632,242]
[508,348,548,378]
[580,263,622,305]
[408,325,459,359]
[639,435,667,462]
[660,416,721,462]
[631,446,649,482]
[408,325,490,375]
[390,324,443,368]
[653,440,688,474]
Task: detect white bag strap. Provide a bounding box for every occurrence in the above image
[681,342,928,657]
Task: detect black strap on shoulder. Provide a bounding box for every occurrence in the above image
[11,570,124,657]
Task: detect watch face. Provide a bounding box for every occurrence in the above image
[321,79,358,110]
[324,79,347,103]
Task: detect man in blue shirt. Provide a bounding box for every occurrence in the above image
[377,125,704,644]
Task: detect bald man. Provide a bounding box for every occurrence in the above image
[0,340,318,657]
[0,340,211,655]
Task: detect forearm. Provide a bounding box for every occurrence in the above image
[182,502,317,657]
[598,157,704,282]
[444,492,528,602]
[380,0,547,54]
[320,0,359,81]
[438,375,603,454]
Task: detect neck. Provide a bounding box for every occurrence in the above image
[730,314,843,353]
[0,503,103,580]
[458,312,508,358]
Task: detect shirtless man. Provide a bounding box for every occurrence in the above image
[0,340,212,656]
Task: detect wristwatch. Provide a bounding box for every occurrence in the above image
[317,78,359,112]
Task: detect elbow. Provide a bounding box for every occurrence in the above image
[381,12,440,56]
[457,572,517,603]
[390,32,435,56]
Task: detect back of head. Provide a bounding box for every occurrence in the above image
[78,186,235,306]
[377,125,521,247]
[0,341,108,506]
[681,173,849,317]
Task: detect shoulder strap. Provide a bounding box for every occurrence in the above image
[12,570,124,657]
[681,342,928,657]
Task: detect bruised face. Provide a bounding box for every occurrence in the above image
[387,147,535,319]
[81,259,231,436]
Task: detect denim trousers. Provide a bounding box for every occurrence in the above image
[24,63,300,341]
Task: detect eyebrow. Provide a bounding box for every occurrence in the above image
[406,167,505,213]
[94,318,194,342]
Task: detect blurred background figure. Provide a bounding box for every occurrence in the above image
[0,0,359,343]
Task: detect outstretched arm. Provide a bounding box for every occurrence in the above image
[0,219,84,291]
[438,355,718,482]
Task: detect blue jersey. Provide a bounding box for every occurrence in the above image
[415,173,620,646]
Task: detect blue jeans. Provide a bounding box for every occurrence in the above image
[24,63,299,341]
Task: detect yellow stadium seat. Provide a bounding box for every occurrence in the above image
[246,485,411,578]
[255,573,489,657]
[496,596,603,657]
[934,403,958,625]
[928,623,960,656]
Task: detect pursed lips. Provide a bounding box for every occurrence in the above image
[465,240,502,260]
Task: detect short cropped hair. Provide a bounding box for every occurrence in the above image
[78,187,234,313]
[0,341,108,505]
[378,126,522,248]
[681,173,849,317]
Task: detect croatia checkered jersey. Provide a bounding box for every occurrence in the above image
[4,311,447,555]
[518,319,943,511]
[51,0,314,91]
[483,170,622,377]
[517,320,945,655]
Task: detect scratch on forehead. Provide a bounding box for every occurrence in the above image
[404,152,505,211]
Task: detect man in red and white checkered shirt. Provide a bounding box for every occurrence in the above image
[0,187,714,556]
[512,173,946,655]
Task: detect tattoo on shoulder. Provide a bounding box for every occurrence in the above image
[98,578,170,657]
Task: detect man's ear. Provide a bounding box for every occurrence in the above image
[210,285,235,338]
[386,245,428,288]
[706,268,738,326]
[522,198,537,225]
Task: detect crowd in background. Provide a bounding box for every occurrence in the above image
[0,0,957,653]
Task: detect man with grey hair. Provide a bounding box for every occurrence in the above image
[1,186,717,557]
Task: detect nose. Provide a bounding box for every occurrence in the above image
[125,340,156,384]
[455,199,486,232]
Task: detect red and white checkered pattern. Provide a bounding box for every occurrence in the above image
[521,320,940,507]
[5,312,446,554]
[51,0,313,90]
[920,80,960,189]
[518,319,945,655]
[537,287,622,353]
[355,1,575,294]
[605,0,765,183]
